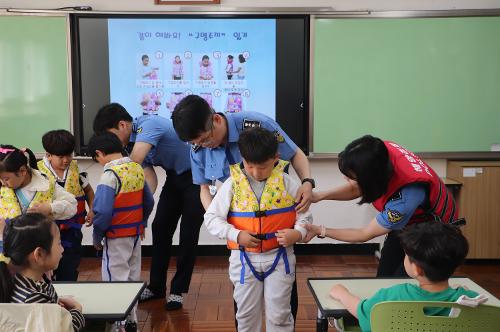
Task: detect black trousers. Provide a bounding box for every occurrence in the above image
[377,230,409,277]
[55,228,82,281]
[148,170,205,296]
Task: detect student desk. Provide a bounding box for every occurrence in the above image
[53,281,146,321]
[307,277,500,332]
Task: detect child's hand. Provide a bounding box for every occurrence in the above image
[276,229,301,247]
[28,203,52,216]
[59,296,83,312]
[140,232,145,241]
[330,284,349,301]
[237,231,261,248]
[85,210,94,227]
[304,223,321,237]
[93,242,103,251]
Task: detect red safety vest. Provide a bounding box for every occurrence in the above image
[372,142,457,224]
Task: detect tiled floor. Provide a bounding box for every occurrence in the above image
[78,255,500,331]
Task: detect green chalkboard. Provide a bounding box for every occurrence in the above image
[313,17,500,153]
[0,14,70,153]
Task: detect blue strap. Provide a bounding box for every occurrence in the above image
[107,220,144,230]
[14,189,31,212]
[112,204,142,213]
[228,205,296,218]
[105,238,112,281]
[55,212,87,229]
[238,246,290,284]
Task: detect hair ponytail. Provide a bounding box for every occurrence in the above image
[23,148,38,170]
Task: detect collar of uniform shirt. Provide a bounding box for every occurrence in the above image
[224,113,240,143]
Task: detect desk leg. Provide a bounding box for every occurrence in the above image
[316,309,328,332]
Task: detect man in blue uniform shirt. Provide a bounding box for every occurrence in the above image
[171,94,315,325]
[93,103,204,311]
[171,94,314,212]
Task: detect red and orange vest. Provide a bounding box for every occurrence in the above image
[105,161,145,238]
[372,142,457,224]
[227,160,296,253]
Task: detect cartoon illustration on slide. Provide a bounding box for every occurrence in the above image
[167,92,186,112]
[200,92,213,107]
[140,92,161,115]
[225,92,242,113]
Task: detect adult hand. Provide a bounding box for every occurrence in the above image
[295,182,313,213]
[304,223,321,237]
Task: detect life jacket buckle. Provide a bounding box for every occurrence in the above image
[254,210,267,218]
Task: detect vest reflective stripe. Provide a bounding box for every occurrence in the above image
[38,160,87,230]
[372,142,458,224]
[105,162,145,239]
[0,173,55,221]
[227,160,296,253]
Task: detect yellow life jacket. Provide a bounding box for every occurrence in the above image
[38,160,86,230]
[0,171,55,221]
[105,161,145,238]
[227,160,296,253]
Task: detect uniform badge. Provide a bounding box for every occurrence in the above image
[137,127,143,134]
[209,177,217,196]
[274,130,285,143]
[192,144,201,153]
[389,191,402,201]
[242,119,261,130]
[387,209,403,223]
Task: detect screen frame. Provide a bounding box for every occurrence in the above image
[70,13,310,156]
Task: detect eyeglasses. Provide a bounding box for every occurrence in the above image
[191,114,215,147]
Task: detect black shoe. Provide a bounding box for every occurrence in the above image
[139,286,163,303]
[124,321,137,332]
[165,293,183,311]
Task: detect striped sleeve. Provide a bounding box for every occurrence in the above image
[69,308,86,332]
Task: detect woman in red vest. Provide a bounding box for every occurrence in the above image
[306,135,457,277]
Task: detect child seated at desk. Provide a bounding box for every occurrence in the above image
[330,221,479,332]
[0,213,84,331]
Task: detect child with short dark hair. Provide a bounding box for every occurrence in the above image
[87,132,154,331]
[0,213,84,331]
[38,129,95,281]
[330,221,479,332]
[204,127,312,332]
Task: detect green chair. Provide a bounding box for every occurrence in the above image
[370,301,500,332]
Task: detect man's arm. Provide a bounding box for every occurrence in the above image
[129,141,158,193]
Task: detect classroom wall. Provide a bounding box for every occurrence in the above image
[2,0,500,11]
[77,158,446,246]
[0,0,473,245]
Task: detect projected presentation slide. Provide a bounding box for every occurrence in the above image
[108,18,276,119]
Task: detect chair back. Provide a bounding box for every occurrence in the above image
[371,301,500,332]
[0,303,73,332]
